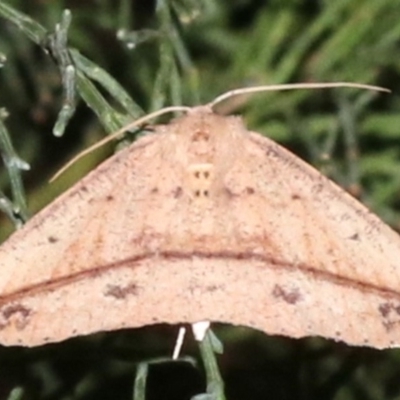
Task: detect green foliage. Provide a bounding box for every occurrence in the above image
[0,0,400,399]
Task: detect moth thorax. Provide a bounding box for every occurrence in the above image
[186,163,214,199]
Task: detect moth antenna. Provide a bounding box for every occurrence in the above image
[209,82,390,109]
[50,106,191,182]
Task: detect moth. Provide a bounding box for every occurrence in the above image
[0,83,399,349]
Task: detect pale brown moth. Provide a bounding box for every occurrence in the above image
[0,83,399,349]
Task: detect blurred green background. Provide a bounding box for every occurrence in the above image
[1,0,400,399]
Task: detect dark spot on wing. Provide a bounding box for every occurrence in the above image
[246,187,255,195]
[104,283,138,300]
[0,303,32,330]
[172,187,183,198]
[348,233,360,241]
[378,302,400,331]
[224,187,235,198]
[272,284,302,305]
[205,284,220,292]
[224,186,256,197]
[291,193,301,200]
[48,236,58,243]
[3,304,30,320]
[105,195,114,201]
[379,302,392,318]
[264,146,280,158]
